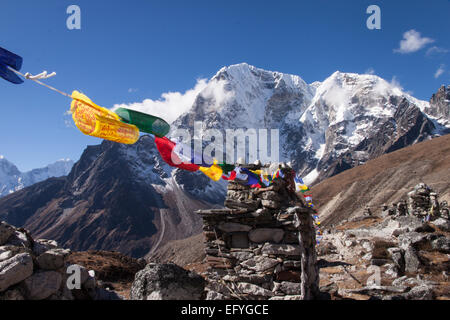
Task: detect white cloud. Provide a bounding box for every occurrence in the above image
[434,65,445,79]
[426,46,448,57]
[373,76,415,97]
[113,77,234,124]
[394,29,434,54]
[389,76,404,91]
[128,88,139,93]
[113,79,208,124]
[365,67,375,75]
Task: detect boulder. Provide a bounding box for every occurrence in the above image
[32,239,58,256]
[223,274,272,285]
[0,249,13,263]
[0,253,33,292]
[0,245,29,263]
[431,237,450,253]
[279,281,302,295]
[6,230,30,248]
[403,284,434,300]
[205,290,226,300]
[259,191,281,202]
[230,251,254,261]
[398,232,428,249]
[389,250,405,273]
[0,222,15,245]
[248,228,284,243]
[237,282,274,297]
[261,200,280,209]
[431,218,450,232]
[404,246,421,273]
[130,263,205,300]
[240,256,279,272]
[21,271,62,300]
[36,248,71,270]
[261,243,301,256]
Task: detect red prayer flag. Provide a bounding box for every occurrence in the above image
[154,136,200,172]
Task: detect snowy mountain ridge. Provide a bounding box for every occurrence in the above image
[173,63,450,184]
[0,157,74,197]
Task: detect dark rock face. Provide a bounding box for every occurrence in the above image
[428,85,450,121]
[0,136,223,258]
[129,263,205,300]
[318,99,437,181]
[0,178,66,227]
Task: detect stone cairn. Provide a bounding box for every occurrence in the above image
[196,163,319,300]
[383,183,449,220]
[0,220,119,300]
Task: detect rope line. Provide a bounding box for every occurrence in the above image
[7,67,72,98]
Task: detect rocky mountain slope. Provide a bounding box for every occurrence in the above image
[172,64,449,184]
[0,136,225,257]
[312,134,450,227]
[0,156,73,198]
[147,233,205,267]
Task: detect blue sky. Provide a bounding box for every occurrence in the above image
[0,0,448,171]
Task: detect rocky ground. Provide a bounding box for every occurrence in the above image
[0,220,143,300]
[67,251,146,299]
[317,215,449,300]
[147,183,450,301]
[2,181,449,300]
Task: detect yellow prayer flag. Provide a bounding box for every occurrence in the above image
[70,91,139,144]
[199,162,223,181]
